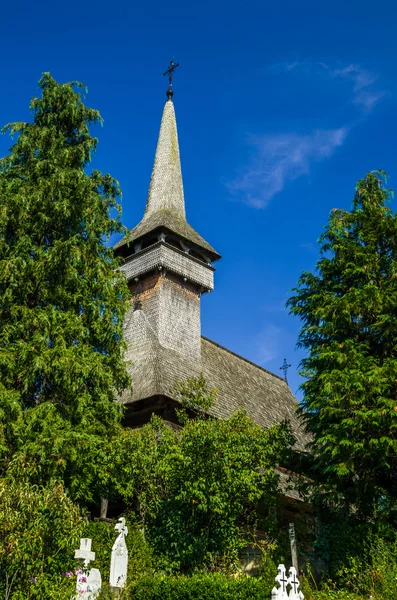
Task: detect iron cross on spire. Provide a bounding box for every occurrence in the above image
[163,59,179,99]
[280,358,291,385]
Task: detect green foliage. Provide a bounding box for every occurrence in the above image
[257,549,278,588]
[110,389,294,572]
[292,506,397,600]
[298,566,364,600]
[0,73,131,502]
[124,519,155,581]
[173,374,218,418]
[82,521,115,583]
[338,536,397,599]
[320,525,397,599]
[311,592,363,600]
[0,479,85,599]
[288,171,397,514]
[109,573,273,600]
[312,510,375,578]
[0,492,154,599]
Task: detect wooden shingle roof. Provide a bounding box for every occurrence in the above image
[114,208,220,259]
[121,309,310,451]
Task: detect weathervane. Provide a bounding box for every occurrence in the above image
[163,59,179,99]
[280,358,291,385]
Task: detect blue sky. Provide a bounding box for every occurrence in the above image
[1,0,396,397]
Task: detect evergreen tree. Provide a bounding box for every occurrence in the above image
[0,73,130,498]
[288,171,397,516]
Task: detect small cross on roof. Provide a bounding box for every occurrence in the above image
[280,358,291,384]
[163,59,179,99]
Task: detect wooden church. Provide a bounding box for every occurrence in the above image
[114,72,308,456]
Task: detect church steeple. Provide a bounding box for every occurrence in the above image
[114,68,220,262]
[144,98,185,218]
[145,59,183,219]
[116,67,220,361]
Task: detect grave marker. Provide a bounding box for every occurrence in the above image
[74,538,102,599]
[110,517,129,589]
[271,564,304,599]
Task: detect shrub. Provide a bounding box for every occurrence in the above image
[312,593,363,600]
[127,573,270,600]
[300,529,397,600]
[0,479,84,599]
[334,535,397,600]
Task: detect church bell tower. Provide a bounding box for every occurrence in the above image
[114,63,220,362]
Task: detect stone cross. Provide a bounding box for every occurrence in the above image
[74,538,102,599]
[74,538,95,568]
[109,517,129,589]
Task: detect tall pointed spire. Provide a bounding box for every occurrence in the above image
[144,98,185,218]
[114,63,220,261]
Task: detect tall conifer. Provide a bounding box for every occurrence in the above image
[0,74,130,494]
[288,171,397,515]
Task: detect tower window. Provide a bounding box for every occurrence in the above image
[141,237,159,250]
[164,236,184,251]
[189,249,206,262]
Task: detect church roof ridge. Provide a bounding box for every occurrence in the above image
[201,336,286,383]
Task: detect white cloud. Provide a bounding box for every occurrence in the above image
[227,127,348,208]
[257,324,283,364]
[332,64,376,89]
[331,63,385,112]
[279,61,386,114]
[228,60,385,209]
[276,61,386,114]
[353,89,386,113]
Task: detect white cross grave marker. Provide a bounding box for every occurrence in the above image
[110,517,129,589]
[287,566,304,600]
[272,564,289,600]
[75,538,95,567]
[271,563,304,599]
[74,538,102,599]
